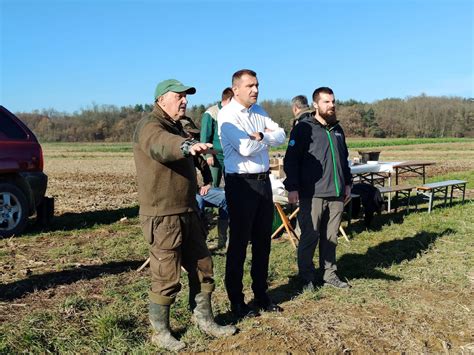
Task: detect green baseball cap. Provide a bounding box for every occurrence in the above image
[154,79,196,99]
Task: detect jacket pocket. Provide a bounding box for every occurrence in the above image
[139,215,159,245]
[155,250,179,281]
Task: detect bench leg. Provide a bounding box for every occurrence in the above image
[406,191,411,214]
[443,187,448,208]
[395,191,399,213]
[462,183,466,203]
[428,192,434,213]
[450,185,454,206]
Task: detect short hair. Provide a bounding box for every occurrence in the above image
[221,87,234,101]
[291,95,309,109]
[232,69,257,86]
[312,87,334,102]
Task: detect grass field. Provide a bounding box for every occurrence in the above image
[1,139,473,353]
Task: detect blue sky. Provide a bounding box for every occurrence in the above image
[1,0,472,113]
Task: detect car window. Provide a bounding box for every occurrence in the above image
[0,110,28,140]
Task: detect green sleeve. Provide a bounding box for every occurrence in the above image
[200,112,214,144]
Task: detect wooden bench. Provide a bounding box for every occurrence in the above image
[378,185,415,213]
[416,180,467,213]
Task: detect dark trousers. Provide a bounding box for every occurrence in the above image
[224,174,273,305]
[297,197,344,282]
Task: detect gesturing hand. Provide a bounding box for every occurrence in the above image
[189,143,215,156]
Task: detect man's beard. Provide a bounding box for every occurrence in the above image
[320,110,337,125]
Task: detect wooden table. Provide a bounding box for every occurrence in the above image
[350,162,403,187]
[351,161,435,212]
[392,160,436,185]
[351,160,435,187]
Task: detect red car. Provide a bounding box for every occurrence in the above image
[0,105,53,237]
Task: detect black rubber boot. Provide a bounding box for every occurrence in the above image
[149,302,185,351]
[192,292,237,337]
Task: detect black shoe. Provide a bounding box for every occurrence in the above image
[323,276,350,289]
[231,302,260,319]
[302,280,315,292]
[254,299,283,313]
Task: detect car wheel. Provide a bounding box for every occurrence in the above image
[0,183,29,237]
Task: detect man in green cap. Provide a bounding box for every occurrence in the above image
[133,79,236,351]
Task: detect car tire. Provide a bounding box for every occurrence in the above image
[0,183,29,238]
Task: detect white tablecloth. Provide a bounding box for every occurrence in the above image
[350,161,404,175]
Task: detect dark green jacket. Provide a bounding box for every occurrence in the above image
[133,105,198,216]
[200,103,223,160]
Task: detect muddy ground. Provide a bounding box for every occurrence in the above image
[1,142,473,352]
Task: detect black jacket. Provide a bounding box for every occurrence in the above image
[283,115,352,198]
[292,108,314,128]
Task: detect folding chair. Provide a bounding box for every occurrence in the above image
[271,195,299,249]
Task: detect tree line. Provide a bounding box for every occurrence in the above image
[15,95,473,142]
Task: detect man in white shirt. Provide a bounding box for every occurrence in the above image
[218,69,286,318]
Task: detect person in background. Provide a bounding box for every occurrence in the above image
[133,79,236,351]
[291,95,313,128]
[283,87,352,291]
[181,118,229,249]
[218,69,286,318]
[200,87,234,187]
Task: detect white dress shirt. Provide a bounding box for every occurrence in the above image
[217,98,286,174]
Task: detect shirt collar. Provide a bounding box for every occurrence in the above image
[230,98,253,113]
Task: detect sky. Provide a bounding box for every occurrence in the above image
[1,0,473,113]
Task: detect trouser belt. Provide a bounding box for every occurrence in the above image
[227,171,270,180]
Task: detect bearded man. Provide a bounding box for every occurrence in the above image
[283,87,352,290]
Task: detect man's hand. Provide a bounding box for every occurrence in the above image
[199,184,211,196]
[344,185,352,204]
[248,132,262,141]
[288,190,299,204]
[189,142,215,156]
[206,156,215,166]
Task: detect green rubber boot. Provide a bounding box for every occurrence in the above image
[149,303,185,351]
[192,292,237,338]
